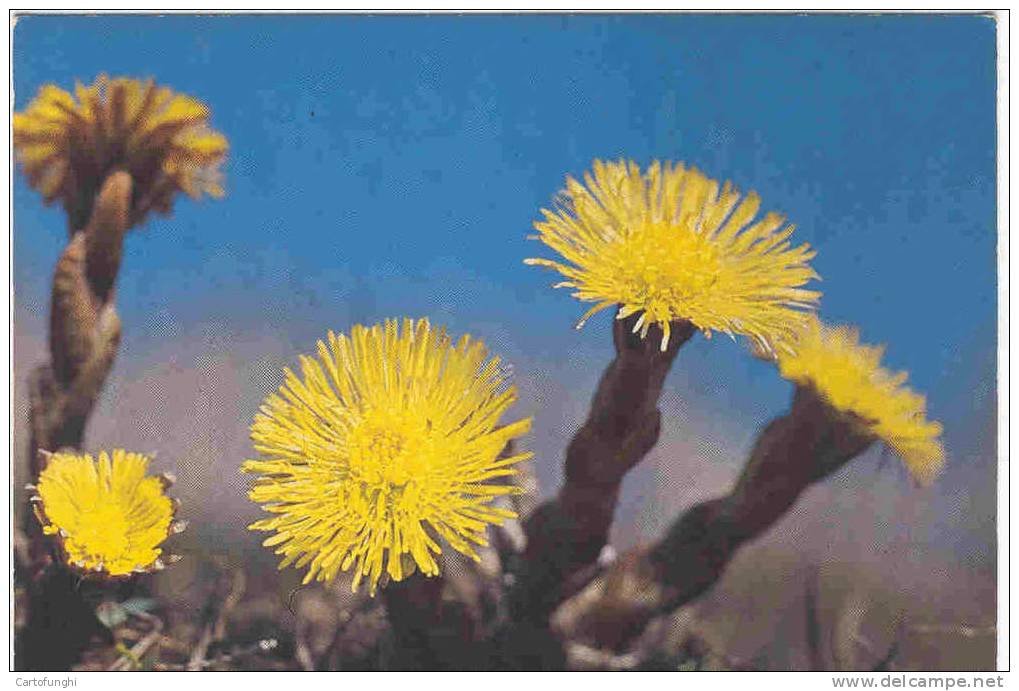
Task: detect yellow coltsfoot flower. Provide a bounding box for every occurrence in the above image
[526,159,820,352]
[243,318,533,595]
[31,450,179,578]
[13,74,228,229]
[776,317,945,483]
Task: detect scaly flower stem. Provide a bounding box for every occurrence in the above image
[552,385,875,656]
[380,576,476,670]
[649,385,875,604]
[509,310,694,627]
[379,442,529,670]
[28,171,130,475]
[15,566,115,671]
[18,172,131,672]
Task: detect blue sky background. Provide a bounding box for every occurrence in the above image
[12,15,998,555]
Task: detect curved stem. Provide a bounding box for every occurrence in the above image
[553,385,875,656]
[494,311,693,668]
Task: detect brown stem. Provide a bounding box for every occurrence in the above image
[649,386,873,602]
[514,312,693,618]
[32,171,130,465]
[380,443,523,671]
[488,311,692,669]
[14,567,114,671]
[553,385,875,655]
[17,171,132,672]
[83,170,129,304]
[381,575,481,670]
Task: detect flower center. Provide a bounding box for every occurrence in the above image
[611,221,724,318]
[346,409,430,491]
[68,501,132,566]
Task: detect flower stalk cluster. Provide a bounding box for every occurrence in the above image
[13,65,949,671]
[505,160,946,666]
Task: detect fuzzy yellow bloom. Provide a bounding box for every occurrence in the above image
[12,74,228,229]
[32,450,177,577]
[243,318,533,595]
[776,318,945,482]
[526,160,821,352]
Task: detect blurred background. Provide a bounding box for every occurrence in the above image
[12,13,998,669]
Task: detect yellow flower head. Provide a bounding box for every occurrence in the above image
[13,74,228,229]
[776,317,945,482]
[526,160,821,352]
[32,450,177,577]
[243,318,533,595]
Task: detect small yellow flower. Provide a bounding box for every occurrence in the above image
[243,318,533,595]
[526,160,821,352]
[32,450,177,577]
[12,74,228,228]
[776,317,945,482]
